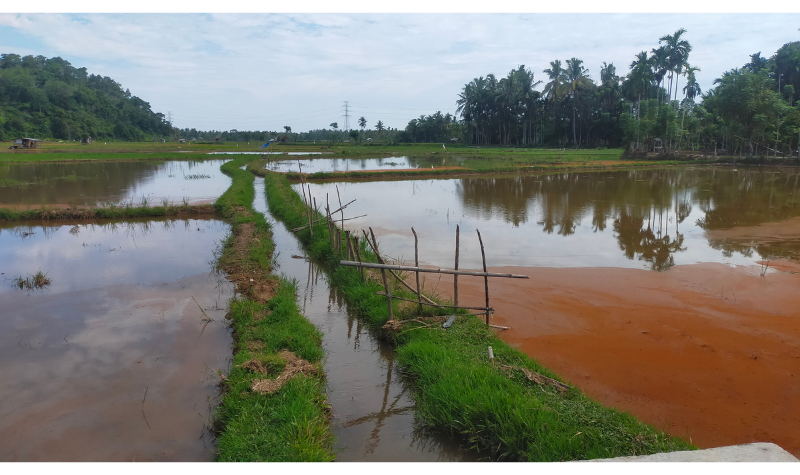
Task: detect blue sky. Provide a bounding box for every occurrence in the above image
[1,12,799,132]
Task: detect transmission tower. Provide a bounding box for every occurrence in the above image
[166,111,173,125]
[342,101,350,132]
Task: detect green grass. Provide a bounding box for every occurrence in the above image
[214,284,333,462]
[261,170,695,461]
[0,203,212,221]
[212,156,334,462]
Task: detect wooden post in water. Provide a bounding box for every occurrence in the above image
[476,229,489,325]
[411,227,422,314]
[369,227,393,321]
[454,225,460,309]
[326,194,334,250]
[345,230,352,260]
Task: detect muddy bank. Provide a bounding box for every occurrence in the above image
[423,261,800,456]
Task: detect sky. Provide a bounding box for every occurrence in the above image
[1,10,799,133]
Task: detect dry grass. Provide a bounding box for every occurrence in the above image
[250,350,319,395]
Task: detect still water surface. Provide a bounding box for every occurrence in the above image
[265,156,451,174]
[0,218,233,461]
[0,159,231,208]
[298,167,800,271]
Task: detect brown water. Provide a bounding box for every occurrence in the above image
[0,218,233,461]
[253,177,477,461]
[299,167,800,271]
[0,159,231,208]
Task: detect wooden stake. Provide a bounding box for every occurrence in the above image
[311,197,317,233]
[477,229,489,325]
[354,236,364,279]
[454,225,460,308]
[362,230,438,306]
[369,227,393,321]
[291,213,365,233]
[411,227,422,314]
[346,230,352,260]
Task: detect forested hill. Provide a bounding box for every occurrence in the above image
[0,53,172,141]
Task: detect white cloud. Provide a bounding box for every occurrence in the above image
[1,13,799,131]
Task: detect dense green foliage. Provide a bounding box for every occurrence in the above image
[421,31,800,158]
[0,53,172,141]
[261,170,694,461]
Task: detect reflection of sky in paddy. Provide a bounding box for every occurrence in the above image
[0,218,230,295]
[299,168,800,271]
[0,159,231,207]
[0,218,233,461]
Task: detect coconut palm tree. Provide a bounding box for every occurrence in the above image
[559,58,593,146]
[650,46,670,104]
[659,28,692,106]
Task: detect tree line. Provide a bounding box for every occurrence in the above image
[438,30,800,159]
[0,53,172,141]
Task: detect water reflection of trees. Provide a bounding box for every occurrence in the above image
[456,168,800,268]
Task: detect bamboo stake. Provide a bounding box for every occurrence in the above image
[339,261,529,279]
[326,194,334,249]
[353,236,364,279]
[291,213,365,233]
[336,185,344,231]
[346,230,352,260]
[411,227,422,313]
[299,176,310,229]
[312,197,317,233]
[335,185,344,254]
[454,225,460,308]
[369,227,393,320]
[477,229,489,325]
[361,230,438,306]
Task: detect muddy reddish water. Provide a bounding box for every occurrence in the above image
[297,166,800,456]
[0,218,233,461]
[253,177,477,461]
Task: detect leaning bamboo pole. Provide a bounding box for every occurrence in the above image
[477,229,490,325]
[368,227,393,321]
[411,227,422,313]
[338,261,529,279]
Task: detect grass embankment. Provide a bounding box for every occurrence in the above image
[212,157,334,462]
[261,170,695,461]
[0,203,216,221]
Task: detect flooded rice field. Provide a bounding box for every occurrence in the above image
[297,166,800,456]
[252,177,476,461]
[265,156,454,174]
[299,167,800,270]
[0,218,233,461]
[0,159,231,209]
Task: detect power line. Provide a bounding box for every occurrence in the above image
[342,101,350,132]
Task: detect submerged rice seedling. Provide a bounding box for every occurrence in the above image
[11,270,52,290]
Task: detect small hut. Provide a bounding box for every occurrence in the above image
[10,138,42,149]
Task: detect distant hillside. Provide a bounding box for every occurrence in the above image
[0,53,172,142]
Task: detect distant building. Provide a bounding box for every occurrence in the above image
[10,138,42,149]
[450,137,460,143]
[179,139,186,143]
